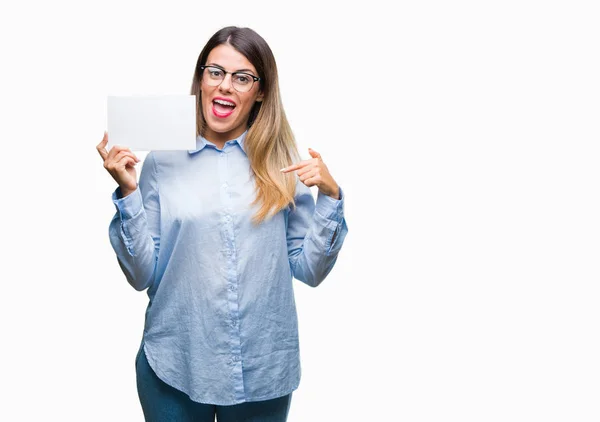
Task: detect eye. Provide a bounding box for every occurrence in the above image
[234,74,251,84]
[208,68,224,78]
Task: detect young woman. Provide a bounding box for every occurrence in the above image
[96,26,348,422]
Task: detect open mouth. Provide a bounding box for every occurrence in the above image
[212,98,236,118]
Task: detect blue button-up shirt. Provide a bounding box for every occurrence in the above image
[108,131,348,405]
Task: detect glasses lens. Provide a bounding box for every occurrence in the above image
[232,73,255,93]
[202,67,257,92]
[203,66,224,86]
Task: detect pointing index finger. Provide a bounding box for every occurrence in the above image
[280,164,300,173]
[280,159,312,173]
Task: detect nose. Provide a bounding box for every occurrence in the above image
[218,73,234,93]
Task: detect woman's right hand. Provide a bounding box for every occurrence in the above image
[96,131,140,197]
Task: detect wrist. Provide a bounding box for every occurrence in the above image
[320,185,340,200]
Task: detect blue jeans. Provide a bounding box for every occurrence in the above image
[135,342,292,422]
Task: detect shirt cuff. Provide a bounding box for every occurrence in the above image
[112,186,143,220]
[315,186,344,221]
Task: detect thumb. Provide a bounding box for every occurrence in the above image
[308,148,321,159]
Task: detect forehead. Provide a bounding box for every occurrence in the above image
[206,44,257,74]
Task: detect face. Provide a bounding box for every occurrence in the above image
[200,44,264,144]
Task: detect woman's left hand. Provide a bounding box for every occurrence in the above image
[281,148,340,200]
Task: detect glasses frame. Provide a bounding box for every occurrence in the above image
[199,65,261,93]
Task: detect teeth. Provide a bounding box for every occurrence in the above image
[214,99,235,107]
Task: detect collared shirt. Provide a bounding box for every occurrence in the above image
[108,130,348,405]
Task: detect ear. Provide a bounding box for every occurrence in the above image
[256,91,264,103]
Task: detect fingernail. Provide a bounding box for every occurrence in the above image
[280,168,286,172]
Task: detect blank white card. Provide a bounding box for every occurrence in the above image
[107,95,197,151]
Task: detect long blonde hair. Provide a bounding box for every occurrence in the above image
[190,26,300,224]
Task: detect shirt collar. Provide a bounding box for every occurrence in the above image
[188,130,248,156]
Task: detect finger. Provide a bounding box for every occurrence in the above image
[297,157,322,176]
[107,153,136,171]
[280,159,313,173]
[280,163,303,173]
[308,148,322,159]
[96,131,109,160]
[303,175,322,187]
[113,150,140,165]
[123,157,137,168]
[296,163,316,177]
[115,155,137,171]
[299,168,318,183]
[108,145,138,162]
[106,151,138,170]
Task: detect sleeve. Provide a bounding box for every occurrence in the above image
[108,152,160,291]
[287,181,348,287]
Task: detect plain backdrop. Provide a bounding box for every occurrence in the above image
[1,0,599,421]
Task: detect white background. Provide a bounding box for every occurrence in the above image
[1,0,599,421]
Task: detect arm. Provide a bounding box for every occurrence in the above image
[287,182,348,287]
[108,152,160,291]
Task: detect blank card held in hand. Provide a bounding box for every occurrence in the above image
[107,95,197,151]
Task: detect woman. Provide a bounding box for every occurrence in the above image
[96,26,348,421]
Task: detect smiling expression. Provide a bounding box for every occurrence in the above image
[200,44,263,146]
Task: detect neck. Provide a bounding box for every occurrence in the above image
[204,127,246,148]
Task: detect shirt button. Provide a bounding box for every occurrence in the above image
[225,215,232,222]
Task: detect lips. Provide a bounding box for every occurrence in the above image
[212,97,236,118]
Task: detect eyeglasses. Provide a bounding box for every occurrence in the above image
[199,65,260,93]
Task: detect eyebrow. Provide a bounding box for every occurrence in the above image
[207,63,256,75]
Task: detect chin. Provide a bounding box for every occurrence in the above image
[209,121,236,133]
